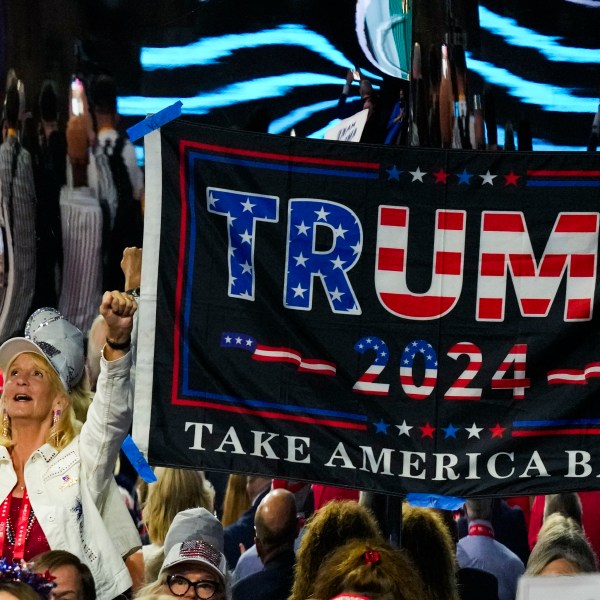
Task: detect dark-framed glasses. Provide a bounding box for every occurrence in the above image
[167,574,219,599]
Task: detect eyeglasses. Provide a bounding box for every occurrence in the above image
[167,574,219,599]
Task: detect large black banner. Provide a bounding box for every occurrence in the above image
[134,119,600,497]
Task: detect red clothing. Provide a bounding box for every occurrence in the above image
[311,484,359,510]
[529,492,600,560]
[1,495,50,562]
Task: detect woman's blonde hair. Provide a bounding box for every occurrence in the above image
[0,352,88,451]
[142,467,215,545]
[221,474,251,527]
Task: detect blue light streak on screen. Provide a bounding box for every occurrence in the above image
[479,6,600,63]
[465,52,597,113]
[268,99,341,134]
[118,72,345,115]
[140,24,381,82]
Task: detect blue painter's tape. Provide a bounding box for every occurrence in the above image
[406,493,465,511]
[126,100,183,142]
[121,434,157,483]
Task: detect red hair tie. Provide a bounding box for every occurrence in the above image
[364,550,381,565]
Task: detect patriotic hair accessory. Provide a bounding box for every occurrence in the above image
[0,308,84,392]
[0,558,56,599]
[160,539,227,585]
[364,550,381,565]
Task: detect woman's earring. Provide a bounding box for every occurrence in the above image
[2,408,8,438]
[52,407,61,446]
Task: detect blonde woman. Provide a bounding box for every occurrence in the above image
[141,468,215,582]
[0,293,140,599]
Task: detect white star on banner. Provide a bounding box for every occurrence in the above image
[330,288,344,302]
[240,230,253,244]
[241,198,255,212]
[466,423,483,438]
[396,420,413,436]
[409,167,426,182]
[292,284,307,298]
[294,253,309,267]
[296,221,310,236]
[480,170,497,186]
[315,207,330,221]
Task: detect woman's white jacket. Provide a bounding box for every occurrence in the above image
[0,351,141,599]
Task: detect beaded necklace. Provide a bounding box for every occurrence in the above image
[0,490,35,560]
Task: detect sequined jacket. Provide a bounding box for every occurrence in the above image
[0,351,141,600]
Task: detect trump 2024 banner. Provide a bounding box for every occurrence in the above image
[133,119,600,498]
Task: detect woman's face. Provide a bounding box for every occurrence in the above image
[162,566,224,600]
[4,354,58,424]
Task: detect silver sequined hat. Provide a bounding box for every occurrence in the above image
[160,538,228,585]
[0,307,85,392]
[164,508,224,557]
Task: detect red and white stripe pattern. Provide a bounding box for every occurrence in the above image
[548,362,600,385]
[477,211,598,322]
[375,207,466,320]
[221,332,336,375]
[445,342,483,400]
[353,336,390,395]
[490,343,529,399]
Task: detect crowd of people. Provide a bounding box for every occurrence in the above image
[0,70,598,600]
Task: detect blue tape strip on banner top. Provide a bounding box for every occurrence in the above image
[406,493,465,511]
[126,100,183,142]
[121,434,157,483]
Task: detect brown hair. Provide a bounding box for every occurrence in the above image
[31,550,96,600]
[288,500,382,600]
[401,504,460,600]
[311,538,426,600]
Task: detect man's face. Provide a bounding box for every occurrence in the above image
[48,565,83,600]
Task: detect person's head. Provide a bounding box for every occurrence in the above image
[220,474,250,527]
[543,493,583,526]
[142,468,215,546]
[311,538,426,600]
[464,498,493,522]
[526,513,597,576]
[3,72,20,130]
[401,504,460,600]
[0,582,44,600]
[143,506,225,593]
[135,537,229,600]
[289,500,382,600]
[245,476,271,504]
[0,564,56,600]
[39,80,59,125]
[0,308,87,451]
[254,488,297,563]
[90,75,117,117]
[31,550,96,600]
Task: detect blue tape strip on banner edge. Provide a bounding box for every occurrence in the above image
[126,100,183,142]
[121,434,157,483]
[406,493,465,511]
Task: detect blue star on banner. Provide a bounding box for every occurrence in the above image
[386,165,402,180]
[442,423,459,439]
[457,168,472,185]
[374,419,390,434]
